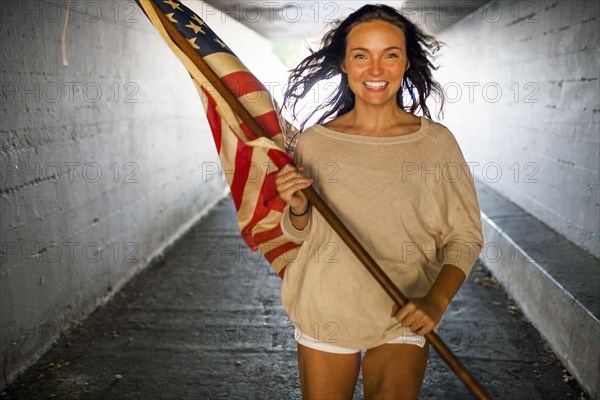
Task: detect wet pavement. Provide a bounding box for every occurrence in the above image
[1,196,589,399]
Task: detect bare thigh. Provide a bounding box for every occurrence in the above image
[362,343,430,400]
[297,343,361,399]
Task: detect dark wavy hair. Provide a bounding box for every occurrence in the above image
[283,4,445,132]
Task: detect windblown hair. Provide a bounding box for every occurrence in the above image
[283,4,445,132]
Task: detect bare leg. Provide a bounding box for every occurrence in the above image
[362,343,429,400]
[297,343,361,399]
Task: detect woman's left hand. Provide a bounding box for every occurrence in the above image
[390,295,448,336]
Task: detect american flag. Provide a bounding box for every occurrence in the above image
[135,0,300,277]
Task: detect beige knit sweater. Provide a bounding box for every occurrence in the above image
[280,117,484,349]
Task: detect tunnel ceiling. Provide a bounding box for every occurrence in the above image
[201,0,491,38]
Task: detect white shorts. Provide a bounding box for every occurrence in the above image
[294,326,428,354]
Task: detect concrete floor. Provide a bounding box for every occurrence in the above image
[1,196,589,399]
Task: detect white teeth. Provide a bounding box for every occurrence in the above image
[364,81,387,88]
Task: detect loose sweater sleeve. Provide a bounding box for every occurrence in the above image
[281,206,312,244]
[437,134,484,278]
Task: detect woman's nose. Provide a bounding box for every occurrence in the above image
[369,60,383,75]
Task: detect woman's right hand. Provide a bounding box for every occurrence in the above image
[275,164,313,214]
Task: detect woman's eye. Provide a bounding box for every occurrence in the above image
[386,53,399,58]
[354,54,366,59]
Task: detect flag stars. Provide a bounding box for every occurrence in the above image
[191,15,206,27]
[166,12,177,23]
[163,0,182,11]
[187,37,200,50]
[185,21,205,35]
[214,38,228,49]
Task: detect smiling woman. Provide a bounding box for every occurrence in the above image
[276,4,484,399]
[343,21,408,107]
[283,4,445,134]
[332,20,420,136]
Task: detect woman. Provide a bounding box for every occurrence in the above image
[275,4,484,399]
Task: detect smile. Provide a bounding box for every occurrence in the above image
[363,81,388,89]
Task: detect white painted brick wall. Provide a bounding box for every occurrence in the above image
[0,0,287,387]
[433,0,599,257]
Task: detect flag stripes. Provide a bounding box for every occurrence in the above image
[136,0,299,276]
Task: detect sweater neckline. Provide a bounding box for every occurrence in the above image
[311,117,428,144]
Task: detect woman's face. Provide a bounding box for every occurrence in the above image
[342,20,409,108]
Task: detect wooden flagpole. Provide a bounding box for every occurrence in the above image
[147,2,492,398]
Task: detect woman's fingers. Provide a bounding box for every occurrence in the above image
[394,301,414,321]
[277,174,312,191]
[276,165,313,205]
[277,177,312,199]
[276,164,307,185]
[391,301,435,334]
